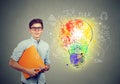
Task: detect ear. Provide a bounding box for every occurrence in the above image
[41,29,44,32]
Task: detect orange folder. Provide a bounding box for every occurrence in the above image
[18,45,46,79]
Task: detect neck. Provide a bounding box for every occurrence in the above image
[33,37,40,42]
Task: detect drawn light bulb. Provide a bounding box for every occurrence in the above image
[59,19,93,67]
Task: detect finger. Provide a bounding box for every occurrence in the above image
[34,68,40,72]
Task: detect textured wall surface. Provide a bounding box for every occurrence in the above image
[0,0,120,84]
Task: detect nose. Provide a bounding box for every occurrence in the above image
[35,28,40,31]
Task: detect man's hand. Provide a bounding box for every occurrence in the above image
[40,65,50,72]
[44,65,50,71]
[25,68,40,77]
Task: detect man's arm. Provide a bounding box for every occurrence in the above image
[9,58,40,77]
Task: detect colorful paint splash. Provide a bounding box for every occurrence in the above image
[59,19,93,67]
[47,10,111,70]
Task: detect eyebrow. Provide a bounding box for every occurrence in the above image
[31,27,42,28]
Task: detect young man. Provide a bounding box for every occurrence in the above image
[9,18,50,84]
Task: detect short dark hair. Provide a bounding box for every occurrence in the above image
[29,18,43,29]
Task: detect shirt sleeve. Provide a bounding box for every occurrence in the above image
[10,41,26,62]
[44,46,50,65]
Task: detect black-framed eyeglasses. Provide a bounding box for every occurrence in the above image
[30,27,43,31]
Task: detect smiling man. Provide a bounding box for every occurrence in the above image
[9,18,50,84]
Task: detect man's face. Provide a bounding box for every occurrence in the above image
[29,23,43,39]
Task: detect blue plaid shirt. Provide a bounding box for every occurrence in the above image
[11,37,50,84]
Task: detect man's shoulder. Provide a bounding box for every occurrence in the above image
[18,38,31,46]
[41,40,49,47]
[41,40,48,44]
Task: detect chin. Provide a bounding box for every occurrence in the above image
[35,34,40,37]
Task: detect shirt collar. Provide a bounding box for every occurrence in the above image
[31,37,40,44]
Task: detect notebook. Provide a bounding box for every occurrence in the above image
[18,45,46,79]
